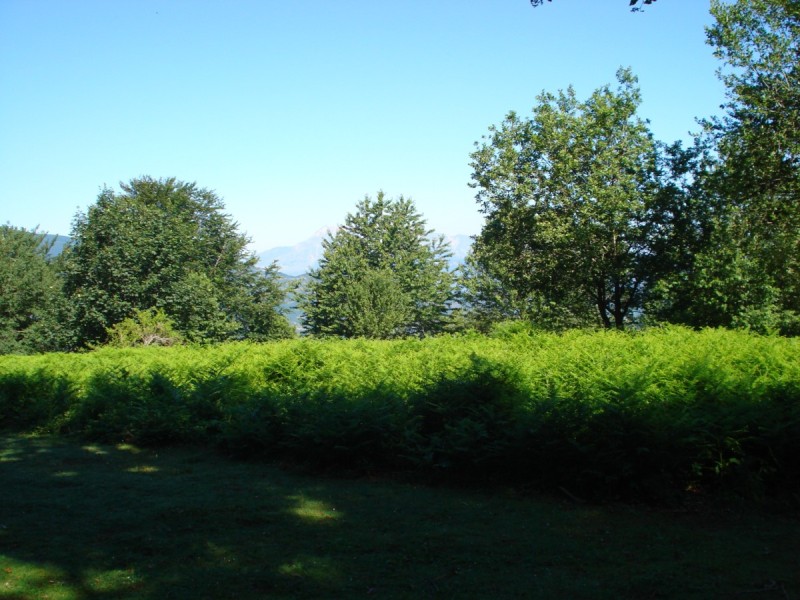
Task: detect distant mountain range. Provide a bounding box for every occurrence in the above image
[41,234,71,256]
[257,227,338,277]
[38,230,474,277]
[35,231,470,330]
[258,228,473,276]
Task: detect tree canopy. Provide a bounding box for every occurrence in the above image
[0,226,73,353]
[5,0,800,353]
[649,0,800,334]
[464,69,668,330]
[61,177,294,346]
[462,1,799,336]
[300,192,454,338]
[709,0,800,324]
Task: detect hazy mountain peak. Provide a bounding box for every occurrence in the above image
[258,229,473,276]
[311,225,339,239]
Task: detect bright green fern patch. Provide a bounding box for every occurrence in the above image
[1,327,798,501]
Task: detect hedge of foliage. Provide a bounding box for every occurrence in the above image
[1,327,798,502]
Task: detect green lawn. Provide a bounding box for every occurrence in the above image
[1,433,797,599]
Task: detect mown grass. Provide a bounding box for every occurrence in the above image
[1,433,798,600]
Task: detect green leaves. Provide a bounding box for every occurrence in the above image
[466,70,663,330]
[647,1,800,334]
[104,307,184,348]
[339,269,412,339]
[300,192,454,338]
[61,177,294,347]
[710,0,800,328]
[2,328,798,501]
[0,226,74,354]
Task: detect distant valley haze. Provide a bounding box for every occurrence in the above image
[257,228,473,276]
[43,229,473,278]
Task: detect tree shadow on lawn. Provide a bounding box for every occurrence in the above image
[0,433,798,600]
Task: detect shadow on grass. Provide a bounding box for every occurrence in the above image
[1,433,798,599]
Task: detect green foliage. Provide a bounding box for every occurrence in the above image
[339,268,413,338]
[708,0,800,177]
[231,261,298,341]
[1,328,798,502]
[300,192,454,338]
[0,225,74,354]
[710,0,800,332]
[465,69,667,331]
[403,356,523,473]
[104,307,184,348]
[649,210,800,335]
[164,271,239,342]
[655,0,800,334]
[61,177,294,347]
[467,4,799,335]
[456,254,593,333]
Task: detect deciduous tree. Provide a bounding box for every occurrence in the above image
[707,0,800,332]
[651,0,800,334]
[61,177,294,346]
[465,69,666,330]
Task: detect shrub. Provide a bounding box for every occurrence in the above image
[104,308,184,348]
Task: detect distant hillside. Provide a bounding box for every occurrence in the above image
[258,227,337,277]
[42,234,71,257]
[276,272,308,329]
[444,234,473,269]
[259,229,473,276]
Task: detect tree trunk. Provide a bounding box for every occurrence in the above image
[613,281,626,330]
[596,283,612,328]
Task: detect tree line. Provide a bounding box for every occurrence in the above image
[2,0,797,353]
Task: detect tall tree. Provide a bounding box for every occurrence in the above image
[61,177,294,346]
[0,226,73,353]
[706,0,800,332]
[652,0,800,334]
[300,192,453,338]
[465,69,666,330]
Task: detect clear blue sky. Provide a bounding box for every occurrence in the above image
[1,0,727,251]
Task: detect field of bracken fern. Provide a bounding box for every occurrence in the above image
[1,326,798,502]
